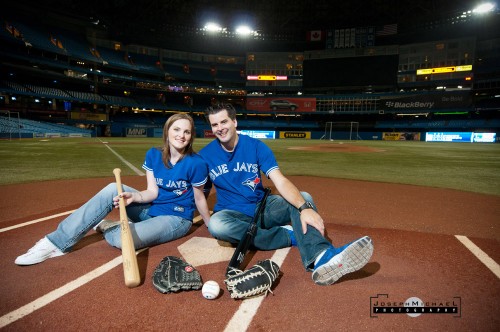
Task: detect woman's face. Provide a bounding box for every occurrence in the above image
[168,118,192,152]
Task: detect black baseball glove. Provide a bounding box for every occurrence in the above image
[224,259,280,299]
[152,256,203,294]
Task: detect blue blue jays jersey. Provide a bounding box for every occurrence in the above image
[142,147,208,220]
[199,134,279,217]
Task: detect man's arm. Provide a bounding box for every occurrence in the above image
[268,169,325,235]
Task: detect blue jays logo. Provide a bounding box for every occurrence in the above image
[242,174,261,191]
[173,187,188,196]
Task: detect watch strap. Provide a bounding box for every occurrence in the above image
[298,201,313,213]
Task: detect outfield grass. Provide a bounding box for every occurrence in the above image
[0,137,499,196]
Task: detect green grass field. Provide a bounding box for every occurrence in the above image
[0,137,499,196]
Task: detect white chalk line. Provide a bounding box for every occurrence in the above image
[0,216,208,328]
[0,210,75,233]
[1,139,143,234]
[455,235,500,279]
[1,140,146,328]
[99,139,145,176]
[0,248,146,329]
[224,247,291,332]
[3,211,498,330]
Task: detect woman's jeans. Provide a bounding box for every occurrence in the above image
[46,183,192,252]
[207,192,331,270]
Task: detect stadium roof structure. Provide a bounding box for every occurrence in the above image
[4,0,495,53]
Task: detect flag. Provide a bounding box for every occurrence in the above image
[90,47,101,58]
[376,24,397,36]
[50,35,64,49]
[307,30,323,42]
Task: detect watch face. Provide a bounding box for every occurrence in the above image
[299,201,313,212]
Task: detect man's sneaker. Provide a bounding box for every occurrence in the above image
[93,219,120,234]
[312,236,373,286]
[15,237,65,266]
[281,225,297,247]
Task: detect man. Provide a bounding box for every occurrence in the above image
[199,103,373,285]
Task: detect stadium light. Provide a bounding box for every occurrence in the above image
[473,2,495,14]
[235,25,253,36]
[204,22,223,32]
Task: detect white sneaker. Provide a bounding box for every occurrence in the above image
[93,219,120,234]
[15,237,65,266]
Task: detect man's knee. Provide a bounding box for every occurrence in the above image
[207,216,227,239]
[300,191,314,203]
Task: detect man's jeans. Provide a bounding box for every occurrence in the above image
[208,192,331,270]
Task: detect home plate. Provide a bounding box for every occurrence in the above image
[178,237,235,266]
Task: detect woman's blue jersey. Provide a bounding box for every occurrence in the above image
[142,147,208,220]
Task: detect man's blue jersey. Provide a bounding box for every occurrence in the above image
[199,134,279,217]
[142,147,208,220]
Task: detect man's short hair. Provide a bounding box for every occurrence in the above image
[205,103,236,121]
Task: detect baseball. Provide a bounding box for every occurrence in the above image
[202,280,220,300]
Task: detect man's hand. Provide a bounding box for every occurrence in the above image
[299,209,325,235]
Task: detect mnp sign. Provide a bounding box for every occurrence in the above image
[126,128,147,137]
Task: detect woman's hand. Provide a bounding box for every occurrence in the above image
[113,192,134,208]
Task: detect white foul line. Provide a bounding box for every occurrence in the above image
[99,139,145,176]
[0,248,145,329]
[0,211,75,233]
[224,247,291,332]
[455,235,500,279]
[1,139,143,233]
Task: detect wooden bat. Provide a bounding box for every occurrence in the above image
[225,187,271,277]
[113,168,141,288]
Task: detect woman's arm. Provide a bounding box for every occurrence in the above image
[114,170,159,207]
[193,185,212,226]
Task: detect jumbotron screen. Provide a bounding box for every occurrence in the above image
[303,55,399,88]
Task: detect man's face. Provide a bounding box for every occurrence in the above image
[208,109,237,144]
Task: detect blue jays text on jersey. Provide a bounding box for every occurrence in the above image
[209,162,259,181]
[142,147,208,220]
[199,134,279,217]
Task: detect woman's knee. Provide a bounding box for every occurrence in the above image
[103,228,122,249]
[99,183,118,196]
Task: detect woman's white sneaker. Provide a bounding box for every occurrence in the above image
[15,237,65,265]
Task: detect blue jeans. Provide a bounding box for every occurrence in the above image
[208,192,331,271]
[46,183,192,252]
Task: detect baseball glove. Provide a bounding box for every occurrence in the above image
[152,256,202,294]
[224,259,280,299]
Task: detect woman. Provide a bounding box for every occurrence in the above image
[15,113,211,265]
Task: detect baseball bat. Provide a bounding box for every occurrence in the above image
[113,168,141,288]
[225,187,271,277]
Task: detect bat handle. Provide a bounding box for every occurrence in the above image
[113,168,123,194]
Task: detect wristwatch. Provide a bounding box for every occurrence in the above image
[298,201,314,213]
